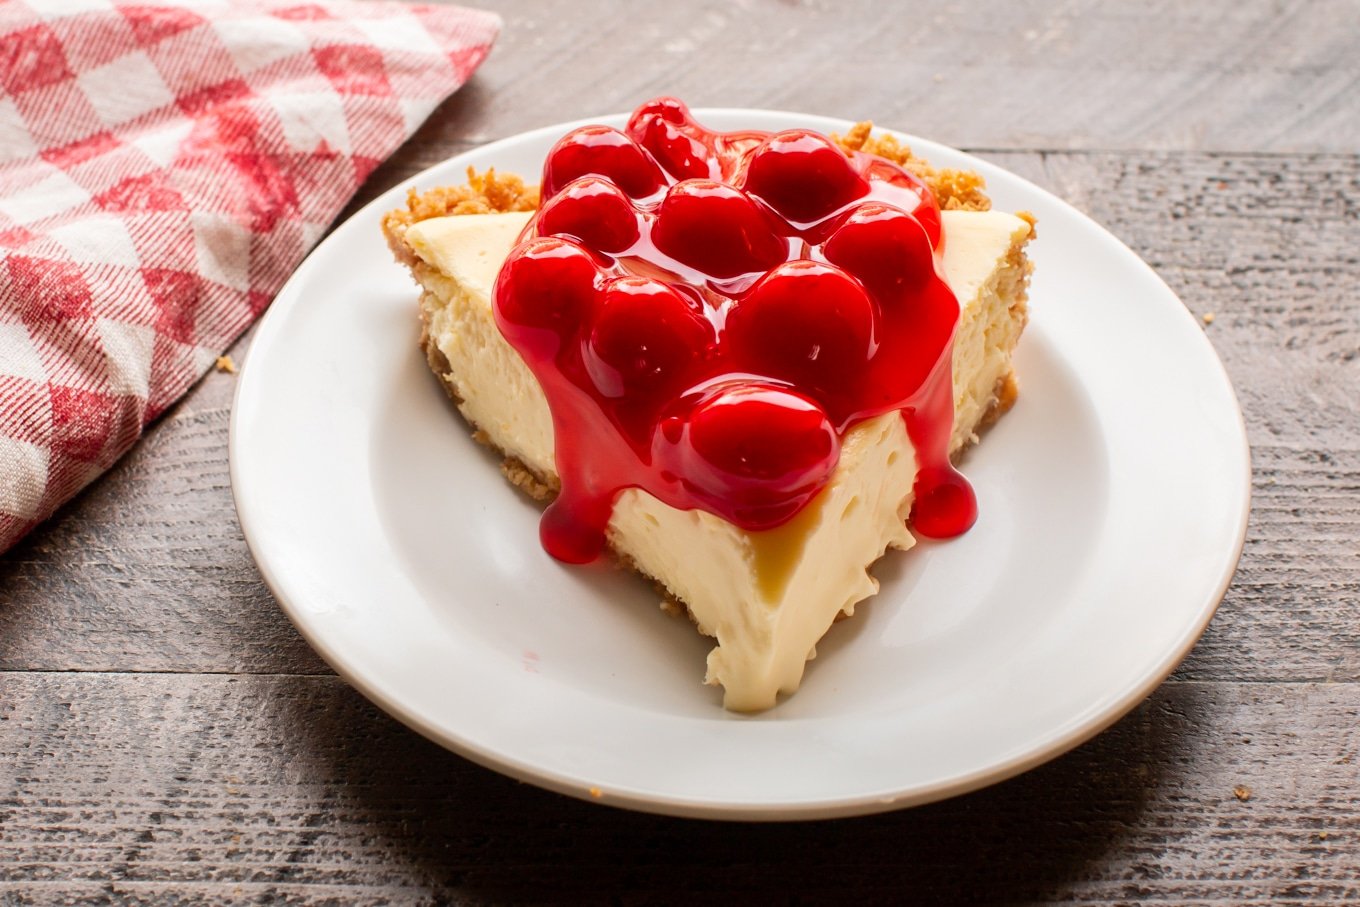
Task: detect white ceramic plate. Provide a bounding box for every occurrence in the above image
[230,109,1250,820]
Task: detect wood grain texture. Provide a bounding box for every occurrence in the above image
[390,0,1360,155]
[2,674,1359,902]
[1,674,1358,905]
[2,0,1359,901]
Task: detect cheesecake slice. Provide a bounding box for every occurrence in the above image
[383,103,1033,711]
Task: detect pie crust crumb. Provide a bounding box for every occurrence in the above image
[832,122,991,211]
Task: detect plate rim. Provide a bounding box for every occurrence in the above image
[229,107,1252,820]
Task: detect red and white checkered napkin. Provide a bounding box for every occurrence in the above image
[0,0,499,553]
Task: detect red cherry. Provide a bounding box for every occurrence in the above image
[741,129,869,225]
[543,126,666,200]
[493,237,601,357]
[823,203,936,303]
[861,158,941,246]
[724,261,877,412]
[652,180,788,279]
[665,382,839,527]
[537,177,640,254]
[583,277,713,399]
[628,97,693,130]
[627,97,718,181]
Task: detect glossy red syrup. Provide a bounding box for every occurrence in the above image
[493,97,977,563]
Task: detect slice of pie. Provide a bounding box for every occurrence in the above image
[383,99,1033,711]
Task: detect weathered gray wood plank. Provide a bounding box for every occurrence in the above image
[400,0,1360,156]
[1,674,1357,903]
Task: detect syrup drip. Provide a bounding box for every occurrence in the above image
[494,97,977,563]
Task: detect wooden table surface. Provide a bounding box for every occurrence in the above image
[4,0,1359,902]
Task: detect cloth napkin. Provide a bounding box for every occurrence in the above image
[0,0,498,553]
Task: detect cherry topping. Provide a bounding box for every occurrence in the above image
[537,177,640,254]
[492,97,978,565]
[742,129,870,225]
[584,277,713,401]
[911,465,978,538]
[823,203,936,302]
[652,180,787,279]
[668,383,839,527]
[542,126,666,200]
[493,237,600,358]
[628,96,691,129]
[627,97,719,181]
[861,158,941,246]
[724,261,877,419]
